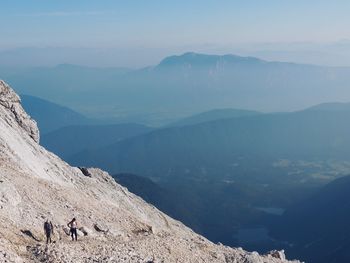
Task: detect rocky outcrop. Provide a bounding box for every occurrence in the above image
[0,80,301,263]
[0,80,39,143]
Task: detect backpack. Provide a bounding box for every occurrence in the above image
[44,221,52,233]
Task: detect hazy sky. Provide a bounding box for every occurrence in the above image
[1,1,350,67]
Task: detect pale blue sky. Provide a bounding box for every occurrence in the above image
[1,1,350,67]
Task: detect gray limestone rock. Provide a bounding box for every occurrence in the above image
[0,80,39,143]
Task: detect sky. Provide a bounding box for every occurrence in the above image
[1,1,350,67]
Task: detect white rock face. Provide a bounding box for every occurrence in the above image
[0,80,39,143]
[0,80,301,263]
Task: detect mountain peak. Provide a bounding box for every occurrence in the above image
[158,52,265,68]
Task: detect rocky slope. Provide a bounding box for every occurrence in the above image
[0,80,300,262]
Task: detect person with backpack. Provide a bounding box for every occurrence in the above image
[43,220,54,244]
[67,218,78,241]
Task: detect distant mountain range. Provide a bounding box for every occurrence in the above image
[167,108,260,127]
[69,104,350,185]
[21,95,91,134]
[4,52,350,125]
[41,123,152,159]
[157,52,266,68]
[22,94,259,160]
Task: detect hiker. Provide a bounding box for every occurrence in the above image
[44,220,54,244]
[67,218,78,241]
